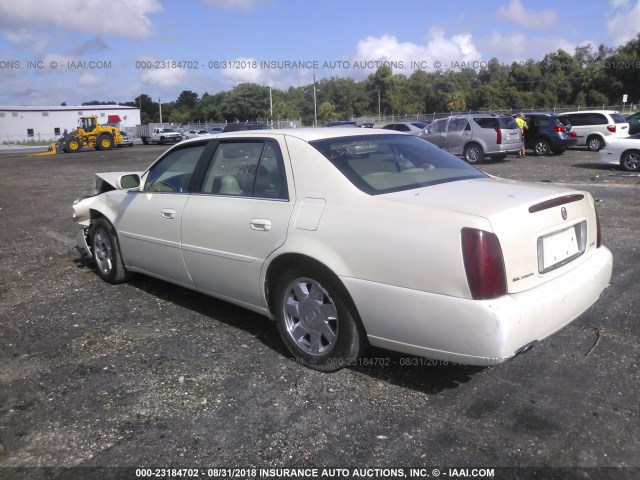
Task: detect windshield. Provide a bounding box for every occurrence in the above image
[310,134,486,195]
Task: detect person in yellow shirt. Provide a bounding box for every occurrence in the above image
[515,112,528,158]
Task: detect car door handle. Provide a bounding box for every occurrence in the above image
[250,218,272,231]
[161,208,176,219]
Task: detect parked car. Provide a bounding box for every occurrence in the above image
[116,131,134,147]
[419,113,523,163]
[324,121,358,127]
[73,129,612,372]
[381,121,430,135]
[558,110,629,151]
[625,112,640,135]
[522,113,578,155]
[599,133,640,171]
[182,129,202,139]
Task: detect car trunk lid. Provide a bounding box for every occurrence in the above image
[382,177,600,294]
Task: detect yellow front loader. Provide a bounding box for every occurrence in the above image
[46,115,124,154]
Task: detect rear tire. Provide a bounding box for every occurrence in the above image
[587,135,604,151]
[621,150,640,172]
[90,218,130,284]
[274,264,367,372]
[534,138,551,156]
[463,142,484,164]
[96,133,114,151]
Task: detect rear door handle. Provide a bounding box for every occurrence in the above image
[250,218,272,231]
[161,208,176,219]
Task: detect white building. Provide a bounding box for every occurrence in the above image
[0,105,141,143]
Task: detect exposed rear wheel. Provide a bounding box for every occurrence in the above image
[463,143,484,164]
[275,265,367,372]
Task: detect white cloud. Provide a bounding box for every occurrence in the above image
[219,57,273,84]
[497,0,558,30]
[77,73,103,87]
[484,32,576,63]
[607,0,640,45]
[3,28,32,43]
[610,0,628,6]
[139,67,188,90]
[0,0,163,39]
[352,30,481,74]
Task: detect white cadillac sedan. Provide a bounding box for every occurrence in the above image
[599,133,640,171]
[73,129,613,372]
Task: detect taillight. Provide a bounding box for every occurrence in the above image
[569,131,577,138]
[607,125,616,133]
[495,128,502,144]
[595,208,602,248]
[553,125,564,133]
[461,228,507,300]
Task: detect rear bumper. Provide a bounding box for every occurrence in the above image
[550,137,578,150]
[343,246,613,366]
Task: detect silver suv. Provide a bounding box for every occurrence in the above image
[558,110,629,151]
[419,114,523,163]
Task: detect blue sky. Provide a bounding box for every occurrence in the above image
[0,0,639,106]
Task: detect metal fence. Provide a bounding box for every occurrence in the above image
[353,104,638,126]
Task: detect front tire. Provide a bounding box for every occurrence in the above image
[621,150,640,172]
[463,142,484,164]
[90,218,130,284]
[275,265,367,372]
[64,137,82,153]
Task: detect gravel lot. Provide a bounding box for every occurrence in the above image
[0,142,638,479]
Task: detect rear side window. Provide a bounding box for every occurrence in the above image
[201,140,288,200]
[473,118,499,129]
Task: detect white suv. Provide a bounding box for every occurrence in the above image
[559,110,629,151]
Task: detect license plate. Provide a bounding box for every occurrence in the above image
[538,224,584,273]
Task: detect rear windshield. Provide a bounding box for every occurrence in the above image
[310,134,486,195]
[611,113,628,123]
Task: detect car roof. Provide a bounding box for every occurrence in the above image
[176,127,406,146]
[525,112,559,117]
[560,110,621,114]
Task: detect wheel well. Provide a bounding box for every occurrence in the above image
[621,149,640,161]
[464,141,482,151]
[586,133,604,142]
[265,253,357,317]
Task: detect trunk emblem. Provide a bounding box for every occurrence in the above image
[561,207,568,220]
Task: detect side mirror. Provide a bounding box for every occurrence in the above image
[117,173,141,190]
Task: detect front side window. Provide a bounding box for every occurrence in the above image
[311,134,486,195]
[144,144,207,193]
